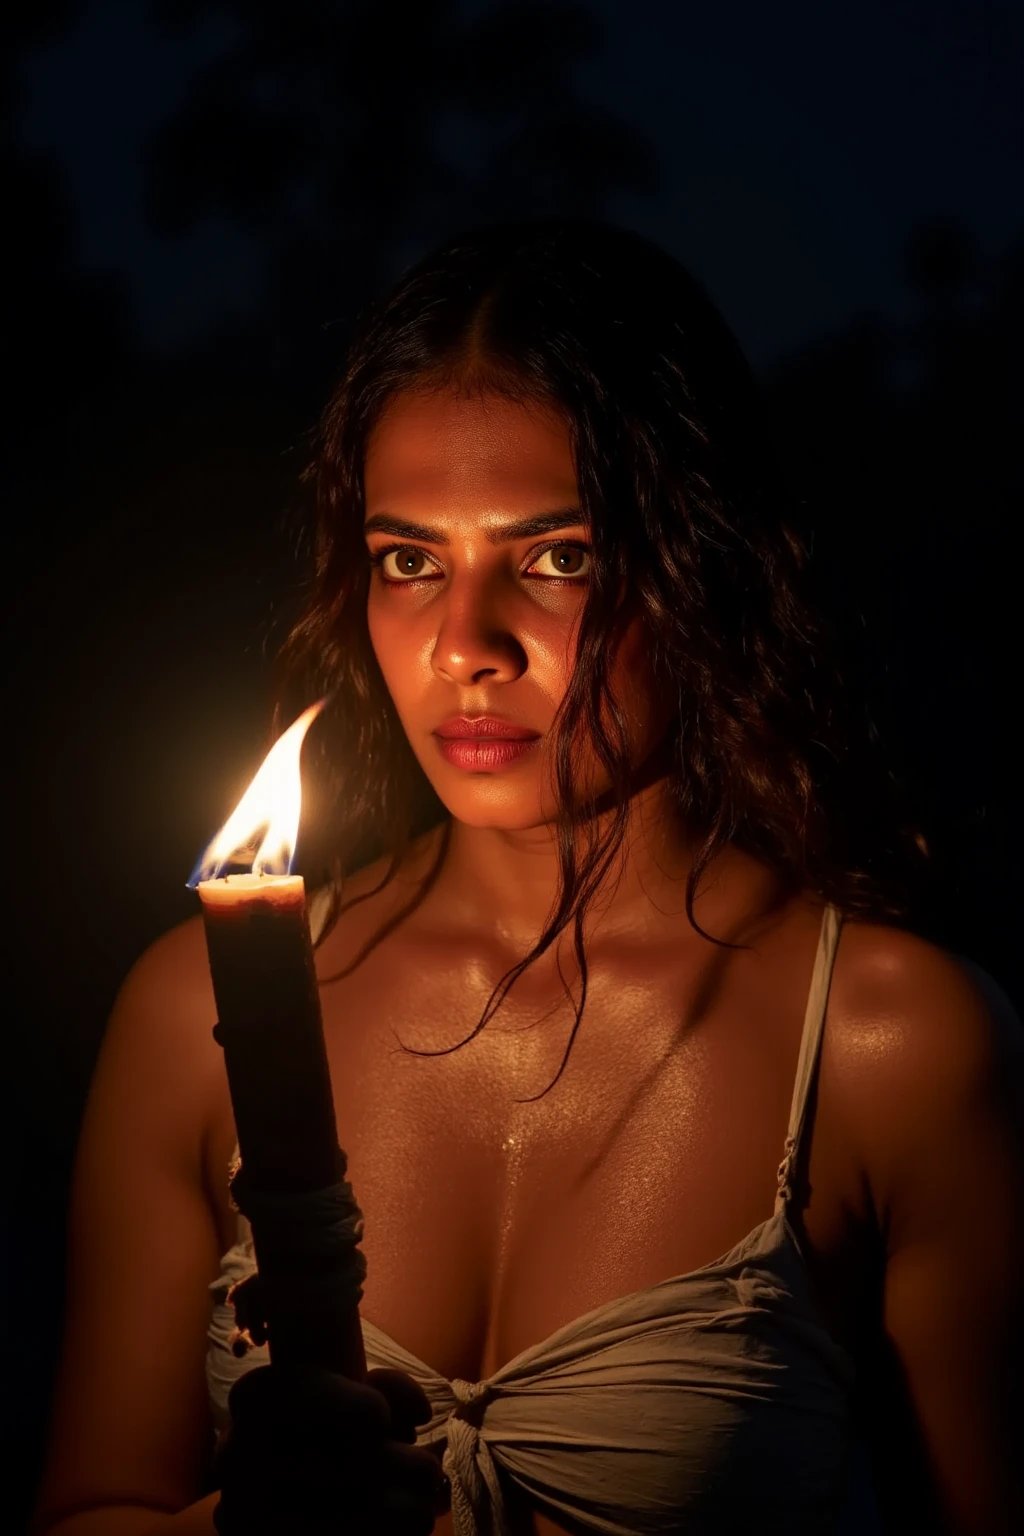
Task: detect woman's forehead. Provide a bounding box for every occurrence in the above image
[364,389,577,511]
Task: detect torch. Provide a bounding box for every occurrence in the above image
[188,701,367,1380]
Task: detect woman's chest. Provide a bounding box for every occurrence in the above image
[202,893,876,1536]
[209,907,867,1382]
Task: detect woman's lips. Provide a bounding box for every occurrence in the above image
[434,736,541,770]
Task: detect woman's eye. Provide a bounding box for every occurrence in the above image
[527,543,591,580]
[373,545,436,581]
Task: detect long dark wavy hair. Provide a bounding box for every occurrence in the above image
[274,218,930,1095]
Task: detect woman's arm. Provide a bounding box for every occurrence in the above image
[31,919,230,1536]
[837,928,1024,1535]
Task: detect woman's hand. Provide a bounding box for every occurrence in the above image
[213,1363,445,1535]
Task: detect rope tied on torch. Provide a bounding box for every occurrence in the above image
[225,1154,367,1358]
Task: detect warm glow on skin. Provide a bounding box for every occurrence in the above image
[363,388,693,950]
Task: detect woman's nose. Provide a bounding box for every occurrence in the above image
[429,579,528,687]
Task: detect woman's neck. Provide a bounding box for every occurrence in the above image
[418,774,784,958]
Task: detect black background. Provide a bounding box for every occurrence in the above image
[6,2,1022,1527]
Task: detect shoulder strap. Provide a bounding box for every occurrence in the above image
[774,903,843,1215]
[308,884,334,944]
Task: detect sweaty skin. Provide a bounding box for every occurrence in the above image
[32,388,1024,1536]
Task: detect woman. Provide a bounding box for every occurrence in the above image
[33,221,1022,1535]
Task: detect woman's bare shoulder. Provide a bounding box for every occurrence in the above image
[828,918,1021,1065]
[98,914,225,1147]
[824,919,1022,1222]
[118,911,213,1002]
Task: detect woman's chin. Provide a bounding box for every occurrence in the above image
[419,772,555,833]
[439,798,553,832]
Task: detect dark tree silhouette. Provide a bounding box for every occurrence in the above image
[146,0,655,396]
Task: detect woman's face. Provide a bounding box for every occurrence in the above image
[363,388,671,832]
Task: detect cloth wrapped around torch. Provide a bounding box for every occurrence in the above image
[188,700,367,1380]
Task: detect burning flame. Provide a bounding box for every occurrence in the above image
[187,700,326,886]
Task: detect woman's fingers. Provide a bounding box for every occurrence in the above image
[218,1362,444,1534]
[367,1366,433,1441]
[227,1363,391,1443]
[376,1441,447,1534]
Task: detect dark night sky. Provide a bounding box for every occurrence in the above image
[16,0,1022,364]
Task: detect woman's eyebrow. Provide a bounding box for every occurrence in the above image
[362,509,585,545]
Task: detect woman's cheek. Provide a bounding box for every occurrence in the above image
[367,597,409,674]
